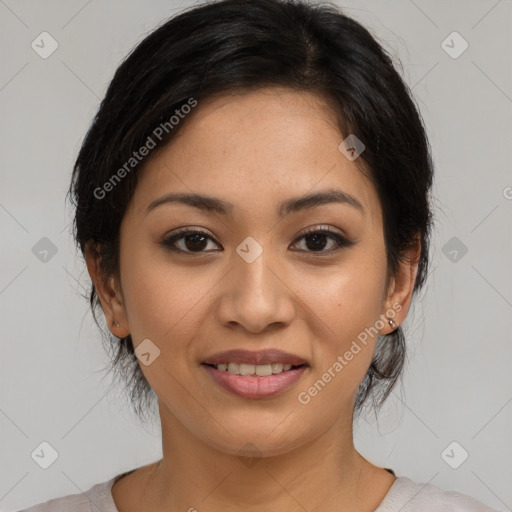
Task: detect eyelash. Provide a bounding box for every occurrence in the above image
[161,225,354,255]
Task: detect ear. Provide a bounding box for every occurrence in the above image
[84,241,130,338]
[379,237,421,335]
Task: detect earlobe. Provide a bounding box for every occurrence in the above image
[387,318,399,331]
[380,238,421,334]
[109,314,130,338]
[106,275,131,338]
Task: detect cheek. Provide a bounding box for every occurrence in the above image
[291,250,387,384]
[119,243,218,346]
[296,252,387,330]
[118,246,211,398]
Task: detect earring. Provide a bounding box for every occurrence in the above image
[112,318,120,327]
[388,318,399,330]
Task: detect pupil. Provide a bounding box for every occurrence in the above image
[306,233,327,251]
[185,233,207,251]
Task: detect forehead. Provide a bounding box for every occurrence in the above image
[128,87,381,226]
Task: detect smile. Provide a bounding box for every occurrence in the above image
[202,363,308,399]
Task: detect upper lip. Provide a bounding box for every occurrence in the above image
[202,349,308,366]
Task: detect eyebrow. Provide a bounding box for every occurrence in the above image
[146,188,365,217]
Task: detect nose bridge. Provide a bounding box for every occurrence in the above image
[216,243,294,332]
[235,246,274,297]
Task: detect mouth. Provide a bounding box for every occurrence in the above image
[200,349,309,399]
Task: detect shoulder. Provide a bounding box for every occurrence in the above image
[376,476,498,512]
[12,476,119,512]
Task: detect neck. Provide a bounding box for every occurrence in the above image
[133,402,393,512]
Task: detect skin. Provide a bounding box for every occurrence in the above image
[86,87,420,512]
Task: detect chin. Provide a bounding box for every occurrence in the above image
[199,418,313,459]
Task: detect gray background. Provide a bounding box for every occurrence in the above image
[1,0,511,510]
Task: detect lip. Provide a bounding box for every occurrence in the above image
[201,348,308,366]
[202,364,308,399]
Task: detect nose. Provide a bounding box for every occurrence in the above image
[216,250,295,334]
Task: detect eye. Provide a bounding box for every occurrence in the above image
[290,225,355,254]
[161,225,354,255]
[161,227,221,253]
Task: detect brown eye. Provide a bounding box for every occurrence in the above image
[162,229,220,253]
[161,225,355,255]
[291,226,355,254]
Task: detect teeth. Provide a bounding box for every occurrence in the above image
[256,364,273,376]
[239,363,255,376]
[227,362,239,374]
[271,362,283,373]
[214,362,299,375]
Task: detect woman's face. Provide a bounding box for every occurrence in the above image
[93,87,415,457]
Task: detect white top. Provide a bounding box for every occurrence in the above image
[15,470,498,511]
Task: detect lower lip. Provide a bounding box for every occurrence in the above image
[201,364,307,399]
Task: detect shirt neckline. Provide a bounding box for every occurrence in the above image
[103,468,402,511]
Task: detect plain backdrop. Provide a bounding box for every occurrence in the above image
[1,0,511,510]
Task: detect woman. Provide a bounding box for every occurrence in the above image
[18,0,497,510]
